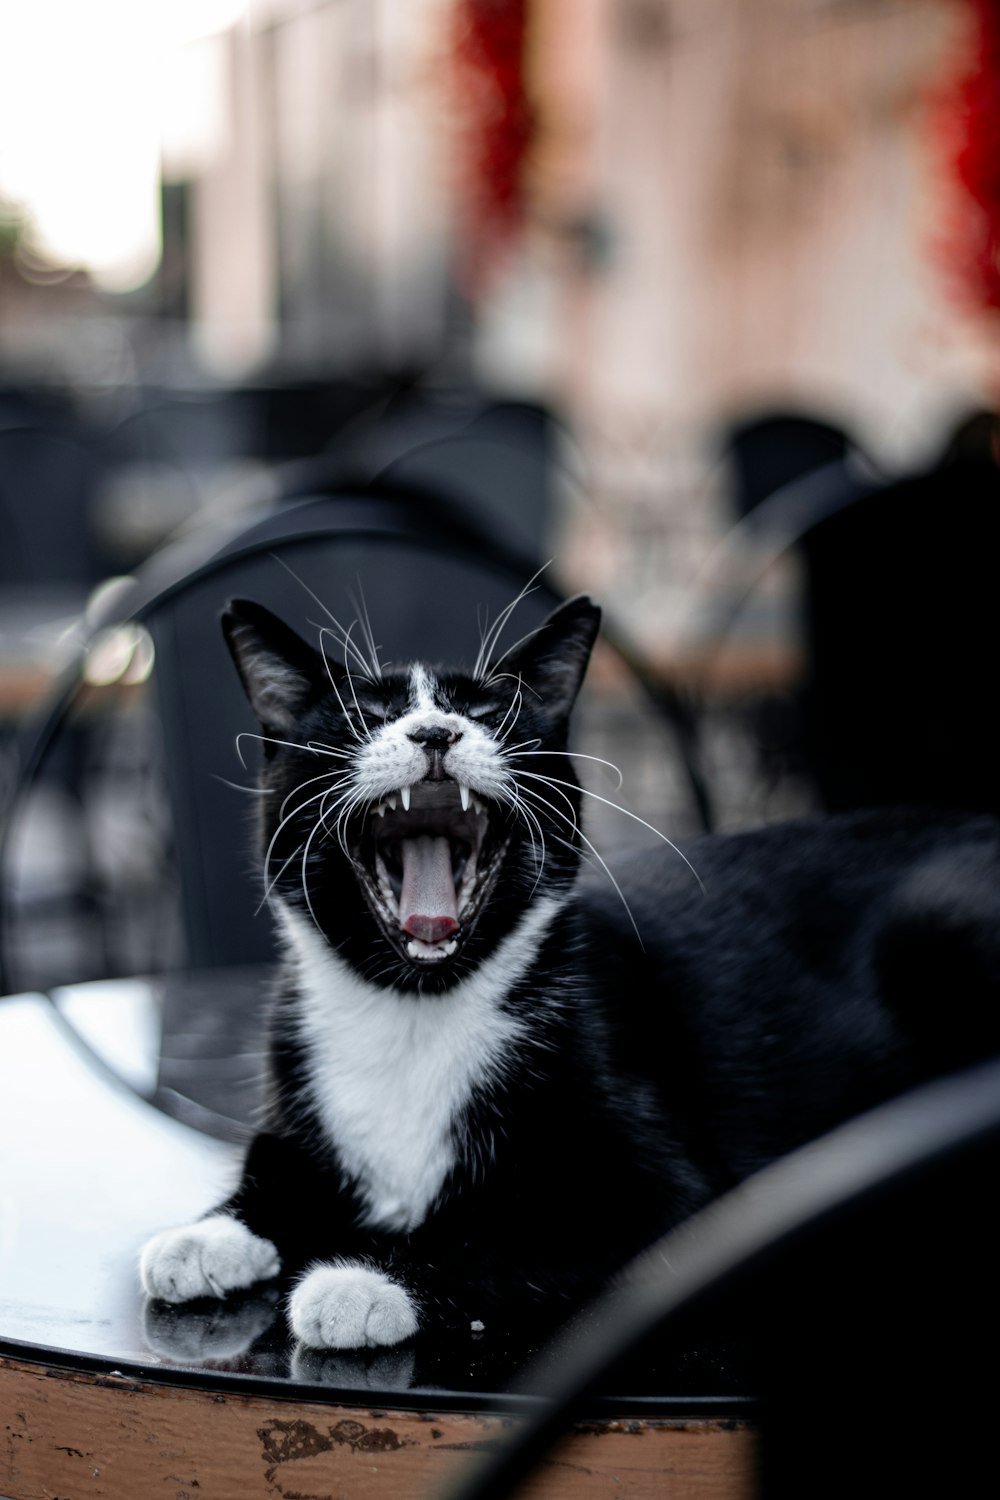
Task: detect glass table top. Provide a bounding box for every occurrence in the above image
[0,975,751,1414]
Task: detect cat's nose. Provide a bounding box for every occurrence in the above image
[407,725,462,748]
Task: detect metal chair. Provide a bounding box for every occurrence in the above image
[444,1051,1000,1499]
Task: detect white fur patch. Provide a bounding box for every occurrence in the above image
[407,663,439,714]
[140,1214,281,1303]
[289,1260,419,1348]
[277,894,564,1231]
[350,693,508,807]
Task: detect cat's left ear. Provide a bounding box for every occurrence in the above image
[221,599,326,738]
[506,595,601,723]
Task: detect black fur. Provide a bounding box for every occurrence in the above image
[142,594,1000,1345]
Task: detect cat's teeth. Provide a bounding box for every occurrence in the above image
[375,803,387,818]
[471,796,486,816]
[400,785,411,812]
[459,783,470,812]
[406,937,458,961]
[386,796,397,812]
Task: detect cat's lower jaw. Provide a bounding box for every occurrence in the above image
[289,1262,419,1349]
[140,1214,281,1302]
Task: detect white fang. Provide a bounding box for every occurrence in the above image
[276,896,564,1232]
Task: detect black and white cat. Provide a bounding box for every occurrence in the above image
[140,593,1000,1350]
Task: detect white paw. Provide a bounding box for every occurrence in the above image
[140,1214,281,1303]
[288,1262,419,1349]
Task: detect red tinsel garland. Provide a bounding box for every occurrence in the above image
[938,0,1000,316]
[451,0,534,290]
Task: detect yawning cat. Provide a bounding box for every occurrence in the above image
[140,593,1000,1350]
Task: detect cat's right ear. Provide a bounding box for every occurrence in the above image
[221,599,324,739]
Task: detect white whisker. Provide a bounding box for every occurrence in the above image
[508,750,624,790]
[515,769,705,895]
[495,783,547,890]
[317,629,367,743]
[212,774,273,797]
[517,782,647,948]
[279,769,351,824]
[235,731,337,767]
[339,621,376,741]
[473,563,551,682]
[348,580,383,681]
[299,804,327,935]
[503,736,542,756]
[305,740,354,760]
[494,679,524,743]
[271,554,376,683]
[260,780,352,911]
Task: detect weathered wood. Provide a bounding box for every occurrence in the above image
[1,1355,755,1500]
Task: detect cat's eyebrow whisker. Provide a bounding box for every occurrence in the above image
[516,769,705,896]
[340,621,376,741]
[472,563,551,682]
[485,620,552,679]
[494,679,524,743]
[271,554,377,682]
[316,636,371,747]
[313,618,375,683]
[483,669,542,703]
[317,629,368,743]
[347,580,383,682]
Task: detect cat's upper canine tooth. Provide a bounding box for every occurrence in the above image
[400,785,411,812]
[459,783,470,812]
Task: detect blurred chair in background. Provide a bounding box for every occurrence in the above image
[711,408,1000,825]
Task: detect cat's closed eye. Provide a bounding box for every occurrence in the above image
[354,697,398,724]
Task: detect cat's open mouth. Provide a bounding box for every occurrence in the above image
[352,780,509,965]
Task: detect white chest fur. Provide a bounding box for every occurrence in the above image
[276,897,563,1232]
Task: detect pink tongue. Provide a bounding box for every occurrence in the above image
[399,835,459,945]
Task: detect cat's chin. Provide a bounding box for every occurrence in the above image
[349,777,512,969]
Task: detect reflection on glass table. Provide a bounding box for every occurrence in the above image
[0,973,751,1410]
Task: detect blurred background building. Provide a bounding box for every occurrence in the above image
[2,0,999,990]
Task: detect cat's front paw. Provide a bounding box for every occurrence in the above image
[289,1261,419,1349]
[140,1214,281,1303]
